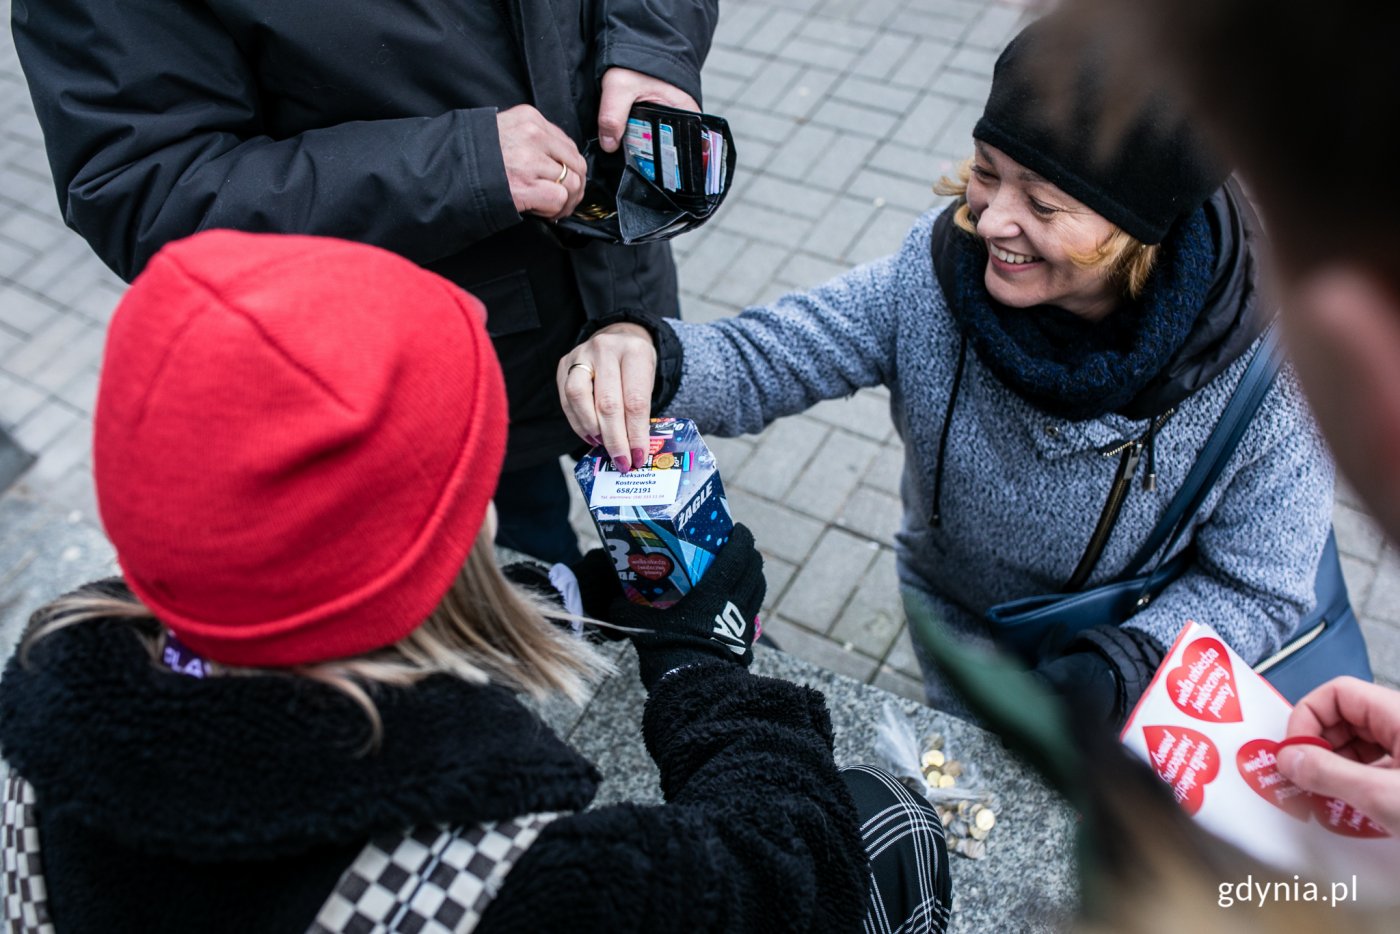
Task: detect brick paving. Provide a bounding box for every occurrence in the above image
[4,0,1400,701]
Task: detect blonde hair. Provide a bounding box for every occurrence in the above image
[935,158,1160,300]
[21,526,614,753]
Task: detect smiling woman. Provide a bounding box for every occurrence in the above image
[557,13,1337,730]
[935,147,1157,320]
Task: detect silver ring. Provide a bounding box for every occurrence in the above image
[567,362,595,380]
[555,161,569,185]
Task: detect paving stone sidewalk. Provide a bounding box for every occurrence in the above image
[3,0,1399,699]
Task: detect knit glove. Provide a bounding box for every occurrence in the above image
[1030,625,1166,728]
[607,523,765,691]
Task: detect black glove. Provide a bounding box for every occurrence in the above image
[569,547,626,623]
[607,523,765,690]
[1030,625,1166,728]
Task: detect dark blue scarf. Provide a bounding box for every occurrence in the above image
[942,207,1217,421]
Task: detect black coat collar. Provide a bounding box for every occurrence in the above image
[0,593,600,862]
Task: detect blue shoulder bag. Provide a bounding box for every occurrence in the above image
[985,322,1373,703]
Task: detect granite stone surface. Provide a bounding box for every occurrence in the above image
[556,645,1079,933]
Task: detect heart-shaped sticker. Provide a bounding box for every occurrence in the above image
[1312,796,1391,838]
[1166,637,1242,723]
[1143,725,1221,816]
[628,553,674,581]
[1236,739,1313,820]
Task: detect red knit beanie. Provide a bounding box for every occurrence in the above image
[94,231,508,667]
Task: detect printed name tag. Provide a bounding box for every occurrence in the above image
[589,468,682,507]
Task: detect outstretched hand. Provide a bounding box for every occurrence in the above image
[557,322,657,472]
[1276,676,1400,833]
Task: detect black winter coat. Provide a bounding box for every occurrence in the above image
[0,595,869,934]
[10,0,713,468]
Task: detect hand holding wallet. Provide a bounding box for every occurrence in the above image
[554,102,737,245]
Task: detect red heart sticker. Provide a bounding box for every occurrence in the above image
[628,553,674,581]
[1311,796,1391,838]
[1166,637,1242,723]
[1236,739,1313,820]
[1143,725,1221,816]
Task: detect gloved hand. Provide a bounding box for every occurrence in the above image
[1030,625,1166,728]
[607,523,765,690]
[569,547,626,623]
[502,550,623,625]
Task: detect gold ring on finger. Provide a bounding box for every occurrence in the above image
[555,161,569,185]
[567,362,595,380]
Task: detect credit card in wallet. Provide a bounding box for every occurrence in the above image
[658,122,681,191]
[624,117,656,183]
[713,128,728,195]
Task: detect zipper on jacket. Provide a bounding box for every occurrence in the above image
[929,335,970,528]
[1063,440,1144,591]
[1140,407,1175,492]
[1064,408,1177,590]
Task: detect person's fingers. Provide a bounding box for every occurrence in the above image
[597,67,700,152]
[536,119,588,181]
[558,354,601,446]
[596,76,630,153]
[500,105,588,218]
[1288,676,1400,757]
[618,340,657,470]
[1275,745,1400,834]
[590,350,633,472]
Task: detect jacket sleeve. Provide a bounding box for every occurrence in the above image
[482,663,868,933]
[1124,367,1337,664]
[11,0,521,281]
[594,0,719,103]
[661,254,902,436]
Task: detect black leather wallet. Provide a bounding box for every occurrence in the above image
[554,102,737,245]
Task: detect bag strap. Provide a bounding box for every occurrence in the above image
[1117,319,1285,580]
[310,812,565,934]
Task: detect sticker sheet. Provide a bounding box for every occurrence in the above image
[1121,621,1400,883]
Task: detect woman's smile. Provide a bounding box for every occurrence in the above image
[987,242,1042,268]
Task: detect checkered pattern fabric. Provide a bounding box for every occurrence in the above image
[310,812,563,934]
[3,774,55,934]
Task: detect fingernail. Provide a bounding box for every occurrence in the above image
[615,455,631,473]
[1278,735,1333,752]
[586,434,601,447]
[601,136,617,151]
[632,447,646,468]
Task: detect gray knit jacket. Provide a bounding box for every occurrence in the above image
[665,208,1334,666]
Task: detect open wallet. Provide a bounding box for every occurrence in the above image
[554,102,737,245]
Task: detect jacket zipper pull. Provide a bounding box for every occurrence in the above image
[1141,407,1174,492]
[1124,440,1144,481]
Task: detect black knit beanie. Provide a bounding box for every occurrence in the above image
[973,16,1228,244]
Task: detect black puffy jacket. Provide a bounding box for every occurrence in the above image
[11,0,713,467]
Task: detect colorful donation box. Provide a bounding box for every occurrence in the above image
[574,417,734,608]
